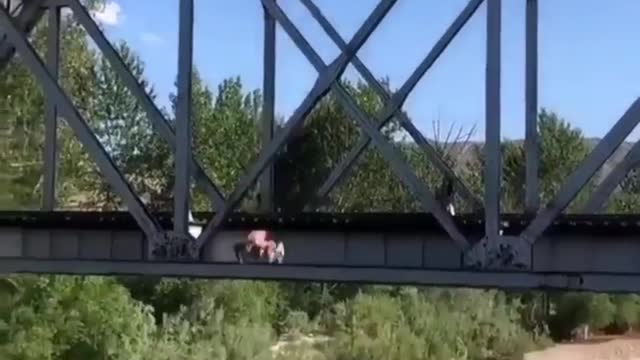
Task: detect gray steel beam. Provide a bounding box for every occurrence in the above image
[521,99,640,243]
[310,0,483,212]
[42,4,59,211]
[42,0,67,6]
[583,140,640,213]
[194,0,396,254]
[259,3,276,213]
[66,0,225,211]
[174,0,194,236]
[265,0,469,250]
[4,213,640,292]
[0,0,45,72]
[524,0,539,213]
[2,258,640,293]
[484,0,501,240]
[300,0,483,212]
[0,5,161,239]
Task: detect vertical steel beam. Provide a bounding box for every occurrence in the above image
[521,98,640,243]
[524,0,539,213]
[582,140,640,213]
[259,3,276,213]
[0,5,161,239]
[42,4,59,211]
[174,0,194,236]
[484,0,501,240]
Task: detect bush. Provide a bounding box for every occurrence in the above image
[316,289,547,360]
[146,297,275,360]
[199,280,287,327]
[548,293,616,340]
[283,311,317,336]
[606,295,640,334]
[0,276,156,360]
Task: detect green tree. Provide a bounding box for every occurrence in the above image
[0,276,155,360]
[469,109,594,212]
[604,294,640,334]
[274,78,466,213]
[63,41,172,210]
[606,168,640,213]
[171,73,260,211]
[0,2,101,209]
[548,292,616,340]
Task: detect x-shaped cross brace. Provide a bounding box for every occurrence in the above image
[300,0,484,214]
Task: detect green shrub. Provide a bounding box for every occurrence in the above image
[548,293,616,339]
[0,276,156,360]
[146,297,275,360]
[317,289,547,360]
[283,310,317,336]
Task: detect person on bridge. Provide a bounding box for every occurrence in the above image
[234,230,285,264]
[436,178,456,216]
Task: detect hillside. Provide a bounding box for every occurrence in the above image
[400,137,635,186]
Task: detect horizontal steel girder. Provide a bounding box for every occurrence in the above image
[2,211,640,293]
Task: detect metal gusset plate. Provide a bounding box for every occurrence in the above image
[264,0,470,250]
[193,0,397,257]
[66,0,225,211]
[0,5,162,241]
[300,0,484,214]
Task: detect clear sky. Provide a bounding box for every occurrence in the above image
[91,0,640,141]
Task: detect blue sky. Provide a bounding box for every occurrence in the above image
[93,0,640,141]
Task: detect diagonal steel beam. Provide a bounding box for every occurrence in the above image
[0,0,45,73]
[521,98,640,244]
[194,0,397,255]
[300,0,483,212]
[0,5,161,238]
[266,0,469,249]
[583,140,640,213]
[66,0,225,211]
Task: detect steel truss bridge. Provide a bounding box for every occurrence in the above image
[2,0,640,293]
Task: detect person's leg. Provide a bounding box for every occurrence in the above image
[275,242,285,263]
[233,242,246,264]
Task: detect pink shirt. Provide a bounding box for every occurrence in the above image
[248,230,275,249]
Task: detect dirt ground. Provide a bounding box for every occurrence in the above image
[270,333,640,359]
[525,335,640,360]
